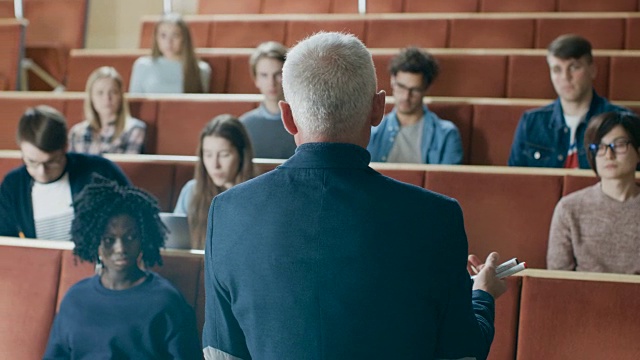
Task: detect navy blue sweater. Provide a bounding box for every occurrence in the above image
[44,272,201,359]
[0,152,129,238]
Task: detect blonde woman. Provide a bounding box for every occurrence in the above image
[129,13,211,94]
[174,115,255,249]
[68,67,146,155]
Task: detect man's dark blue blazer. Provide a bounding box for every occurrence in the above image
[203,142,495,360]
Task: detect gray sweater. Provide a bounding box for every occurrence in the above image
[547,183,640,274]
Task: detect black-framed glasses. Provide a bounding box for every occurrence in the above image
[588,140,632,157]
[391,81,426,97]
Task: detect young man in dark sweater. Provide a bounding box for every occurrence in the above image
[0,105,129,240]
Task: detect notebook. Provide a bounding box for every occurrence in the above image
[159,213,192,249]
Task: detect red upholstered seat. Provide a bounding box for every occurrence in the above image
[428,54,508,97]
[535,18,626,50]
[0,245,62,359]
[470,103,539,166]
[425,171,563,269]
[608,56,640,101]
[517,275,640,359]
[365,19,448,48]
[561,175,599,196]
[449,19,535,48]
[155,99,257,156]
[208,19,286,48]
[487,276,522,360]
[285,19,366,47]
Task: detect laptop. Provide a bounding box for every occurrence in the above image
[159,213,192,249]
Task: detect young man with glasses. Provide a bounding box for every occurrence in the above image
[547,111,640,274]
[508,34,628,168]
[367,47,463,164]
[0,106,129,240]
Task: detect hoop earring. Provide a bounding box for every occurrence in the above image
[95,256,103,275]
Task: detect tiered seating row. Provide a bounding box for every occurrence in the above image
[140,13,640,50]
[66,49,640,101]
[0,0,89,90]
[0,19,26,91]
[2,238,640,360]
[198,0,640,14]
[0,152,616,269]
[2,93,638,165]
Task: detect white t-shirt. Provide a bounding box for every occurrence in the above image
[564,113,583,149]
[32,173,74,240]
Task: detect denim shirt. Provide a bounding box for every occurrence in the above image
[508,91,626,168]
[367,105,463,164]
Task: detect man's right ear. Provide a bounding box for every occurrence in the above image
[279,101,298,136]
[370,90,386,127]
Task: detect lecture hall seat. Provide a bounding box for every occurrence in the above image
[425,170,563,269]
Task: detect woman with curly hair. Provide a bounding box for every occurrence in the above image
[174,114,255,249]
[43,177,200,359]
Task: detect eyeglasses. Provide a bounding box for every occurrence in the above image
[588,140,632,157]
[23,153,66,170]
[391,81,425,97]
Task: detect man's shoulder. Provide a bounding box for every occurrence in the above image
[68,152,114,167]
[67,153,123,179]
[1,165,28,187]
[239,107,263,123]
[522,102,556,119]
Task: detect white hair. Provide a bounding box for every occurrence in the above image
[282,32,377,139]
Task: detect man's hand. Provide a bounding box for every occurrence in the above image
[468,252,507,300]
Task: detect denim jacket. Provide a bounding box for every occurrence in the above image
[367,105,463,164]
[508,91,626,168]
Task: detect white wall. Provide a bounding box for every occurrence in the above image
[86,0,198,49]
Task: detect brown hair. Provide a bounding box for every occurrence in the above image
[17,105,67,152]
[249,41,287,78]
[151,13,205,93]
[584,111,640,174]
[548,34,593,64]
[389,47,439,89]
[84,66,130,139]
[188,114,255,248]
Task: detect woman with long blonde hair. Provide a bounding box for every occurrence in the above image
[68,66,146,154]
[129,13,211,94]
[174,114,255,248]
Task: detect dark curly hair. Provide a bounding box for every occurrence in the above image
[388,47,440,89]
[71,175,166,267]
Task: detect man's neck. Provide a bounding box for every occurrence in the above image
[560,92,593,117]
[396,108,424,127]
[263,100,281,115]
